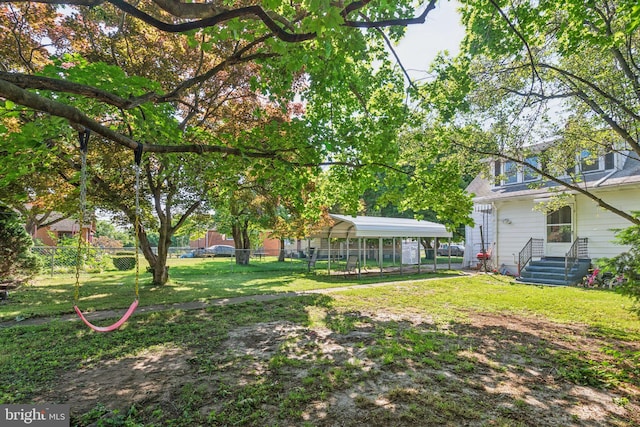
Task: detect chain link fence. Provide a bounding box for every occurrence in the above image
[31,246,194,275]
[31,244,461,277]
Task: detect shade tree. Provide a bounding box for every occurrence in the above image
[417,0,640,226]
[0,0,439,157]
[0,0,451,285]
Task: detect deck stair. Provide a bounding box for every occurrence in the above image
[517,257,591,286]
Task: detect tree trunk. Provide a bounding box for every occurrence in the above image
[153,230,172,285]
[137,223,171,286]
[151,258,169,285]
[420,238,433,260]
[232,220,251,265]
[278,238,285,262]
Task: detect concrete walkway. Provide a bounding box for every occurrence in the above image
[0,273,472,329]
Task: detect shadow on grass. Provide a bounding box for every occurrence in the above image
[2,295,637,426]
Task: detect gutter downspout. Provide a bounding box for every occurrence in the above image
[492,202,497,271]
[594,169,617,187]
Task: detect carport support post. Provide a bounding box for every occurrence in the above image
[379,237,383,276]
[417,238,421,274]
[327,235,332,275]
[346,237,350,261]
[363,238,367,268]
[400,238,404,274]
[448,237,451,270]
[434,237,438,271]
[392,238,396,266]
[358,237,362,278]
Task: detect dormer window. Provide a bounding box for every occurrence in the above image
[504,161,518,184]
[493,157,541,186]
[604,151,615,170]
[580,150,599,172]
[523,156,539,182]
[578,150,616,173]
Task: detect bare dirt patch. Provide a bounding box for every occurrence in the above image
[36,309,639,426]
[36,346,197,415]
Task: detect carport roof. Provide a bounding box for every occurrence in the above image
[312,214,452,239]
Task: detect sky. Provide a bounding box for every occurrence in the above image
[393,1,465,83]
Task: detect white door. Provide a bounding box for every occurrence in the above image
[545,205,574,257]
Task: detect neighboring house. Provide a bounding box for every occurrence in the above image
[464,145,640,283]
[283,238,311,258]
[190,230,281,255]
[190,230,235,249]
[32,214,94,246]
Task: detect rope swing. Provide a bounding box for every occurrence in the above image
[73,130,142,332]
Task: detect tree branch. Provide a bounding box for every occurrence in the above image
[343,0,437,28]
[3,0,440,40]
[0,78,294,159]
[572,89,640,155]
[107,0,316,42]
[487,0,543,135]
[0,71,160,109]
[366,14,419,94]
[171,199,203,234]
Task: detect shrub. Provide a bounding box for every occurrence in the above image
[0,205,42,282]
[53,235,110,273]
[113,256,136,271]
[600,214,640,316]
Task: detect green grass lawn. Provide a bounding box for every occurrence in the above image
[0,257,462,322]
[1,258,639,426]
[2,256,637,332]
[328,273,640,330]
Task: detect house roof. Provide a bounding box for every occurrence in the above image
[311,214,452,239]
[468,151,640,203]
[49,218,92,232]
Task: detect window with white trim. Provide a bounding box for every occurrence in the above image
[546,206,572,243]
[523,156,539,182]
[580,150,599,172]
[504,161,518,184]
[578,150,616,173]
[493,150,617,187]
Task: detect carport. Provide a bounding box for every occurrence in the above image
[309,214,452,276]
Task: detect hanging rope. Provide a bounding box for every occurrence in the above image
[73,131,141,332]
[73,129,90,304]
[133,143,143,301]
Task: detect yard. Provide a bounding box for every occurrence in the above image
[1,258,639,426]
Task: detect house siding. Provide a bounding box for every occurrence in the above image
[464,206,496,268]
[466,148,640,274]
[494,199,545,274]
[575,187,640,259]
[470,187,640,273]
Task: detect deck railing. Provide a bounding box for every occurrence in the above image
[564,237,589,283]
[517,238,544,276]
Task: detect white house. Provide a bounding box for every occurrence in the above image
[464,145,640,283]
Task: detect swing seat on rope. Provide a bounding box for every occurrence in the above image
[73,129,142,332]
[74,299,139,332]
